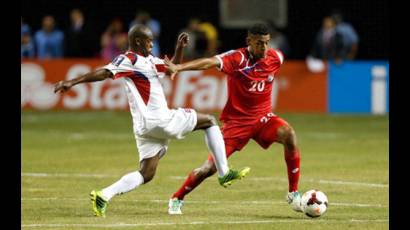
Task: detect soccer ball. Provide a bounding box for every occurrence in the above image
[300,190,328,218]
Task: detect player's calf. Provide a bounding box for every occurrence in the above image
[171,161,217,204]
[138,154,161,184]
[277,125,301,211]
[192,161,217,179]
[139,169,155,183]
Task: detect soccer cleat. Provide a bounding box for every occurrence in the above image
[90,190,108,217]
[286,191,303,212]
[218,167,251,187]
[168,198,184,215]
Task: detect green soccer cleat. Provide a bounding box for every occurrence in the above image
[286,191,303,212]
[90,190,108,217]
[168,198,184,215]
[218,167,251,187]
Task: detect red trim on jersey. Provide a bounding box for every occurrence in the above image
[125,53,138,65]
[155,64,165,73]
[114,71,151,105]
[126,50,147,57]
[130,76,150,105]
[113,71,134,79]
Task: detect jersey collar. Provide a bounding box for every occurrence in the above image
[247,46,254,59]
[127,50,148,57]
[246,46,259,64]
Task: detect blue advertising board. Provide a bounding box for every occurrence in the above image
[328,61,389,114]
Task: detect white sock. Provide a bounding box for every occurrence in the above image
[101,171,144,201]
[205,125,229,177]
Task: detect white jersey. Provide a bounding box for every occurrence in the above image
[102,51,170,136]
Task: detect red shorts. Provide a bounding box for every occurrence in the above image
[208,112,289,162]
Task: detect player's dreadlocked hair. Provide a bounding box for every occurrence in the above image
[248,23,270,36]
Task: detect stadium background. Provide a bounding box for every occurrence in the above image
[21,0,389,114]
[22,0,388,59]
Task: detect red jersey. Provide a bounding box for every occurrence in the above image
[215,47,284,122]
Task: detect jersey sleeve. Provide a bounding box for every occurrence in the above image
[151,56,165,64]
[101,54,135,79]
[151,56,166,79]
[272,49,285,65]
[214,50,242,75]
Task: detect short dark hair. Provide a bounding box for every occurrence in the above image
[248,23,270,36]
[128,25,150,45]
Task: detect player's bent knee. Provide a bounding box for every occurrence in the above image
[278,126,297,145]
[208,115,218,126]
[209,167,217,176]
[193,163,216,178]
[287,127,296,141]
[204,162,218,177]
[195,113,218,130]
[278,126,294,138]
[193,167,210,178]
[193,167,206,178]
[202,114,217,127]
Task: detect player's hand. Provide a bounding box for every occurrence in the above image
[176,32,189,48]
[54,80,74,93]
[164,55,178,80]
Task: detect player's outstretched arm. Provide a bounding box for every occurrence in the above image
[164,56,220,80]
[54,69,113,93]
[170,32,189,64]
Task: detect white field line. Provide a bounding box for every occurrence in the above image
[22,172,389,188]
[20,197,387,208]
[170,176,389,188]
[21,219,389,228]
[21,173,117,178]
[317,179,388,188]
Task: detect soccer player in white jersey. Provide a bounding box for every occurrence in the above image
[54,25,250,217]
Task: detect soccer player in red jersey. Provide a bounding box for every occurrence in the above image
[165,23,302,214]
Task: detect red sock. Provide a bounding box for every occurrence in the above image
[285,149,300,192]
[172,145,236,200]
[172,171,207,200]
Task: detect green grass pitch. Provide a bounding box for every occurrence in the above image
[22,111,388,229]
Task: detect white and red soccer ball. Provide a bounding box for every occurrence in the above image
[300,190,328,218]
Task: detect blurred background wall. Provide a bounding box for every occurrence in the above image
[21,0,389,114]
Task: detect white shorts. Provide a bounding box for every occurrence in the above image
[135,108,197,162]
